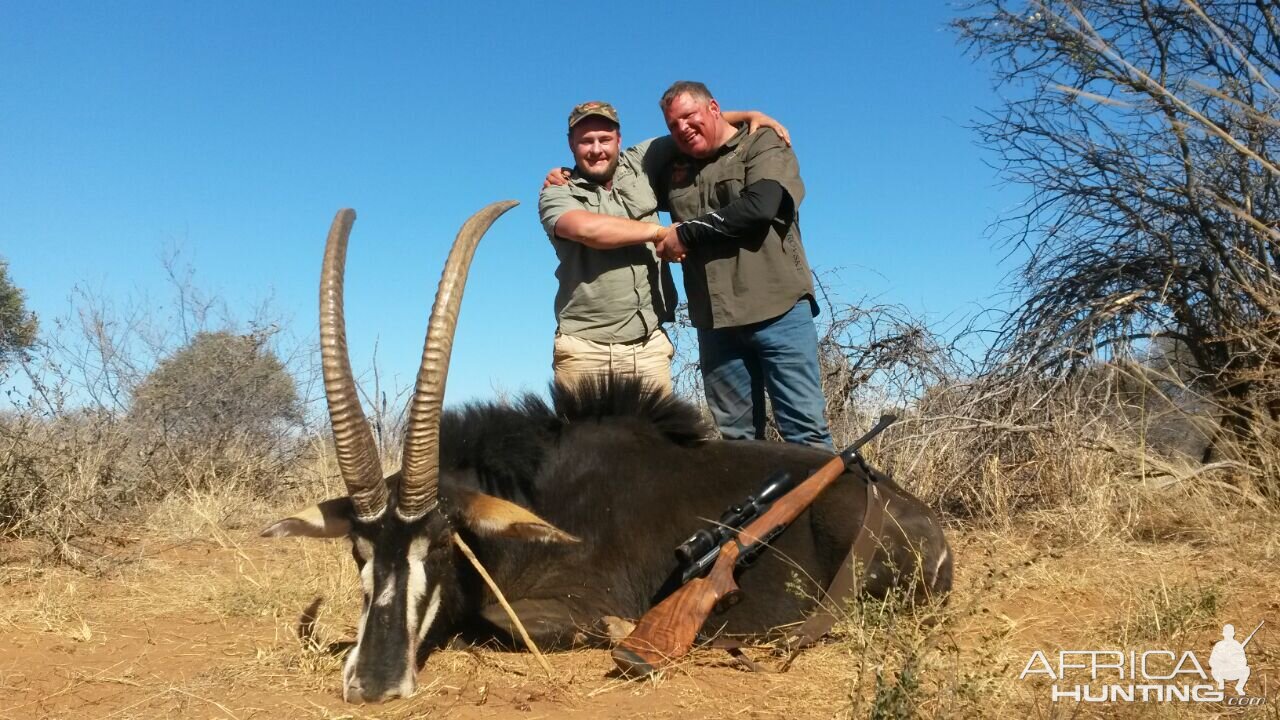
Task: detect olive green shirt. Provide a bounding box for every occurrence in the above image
[539,137,679,343]
[662,125,816,329]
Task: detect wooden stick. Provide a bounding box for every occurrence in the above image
[451,531,553,677]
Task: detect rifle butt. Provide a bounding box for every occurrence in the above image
[612,644,671,678]
[612,574,729,677]
[611,604,703,677]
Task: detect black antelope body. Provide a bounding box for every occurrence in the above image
[263,202,953,703]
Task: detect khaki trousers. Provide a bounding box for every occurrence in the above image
[553,327,674,396]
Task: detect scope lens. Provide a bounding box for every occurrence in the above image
[675,529,715,563]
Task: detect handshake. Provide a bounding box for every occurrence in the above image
[652,223,687,263]
[541,165,690,264]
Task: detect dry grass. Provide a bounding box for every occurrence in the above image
[3,299,1279,717]
[0,470,1275,718]
[850,516,1278,718]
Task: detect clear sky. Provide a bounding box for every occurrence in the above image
[2,2,1019,407]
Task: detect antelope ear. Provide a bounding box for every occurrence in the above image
[451,490,580,544]
[261,497,354,538]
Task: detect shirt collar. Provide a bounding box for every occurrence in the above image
[569,167,614,190]
[721,122,749,150]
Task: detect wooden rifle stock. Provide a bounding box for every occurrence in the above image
[612,416,895,677]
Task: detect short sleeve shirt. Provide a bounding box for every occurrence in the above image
[662,126,816,329]
[538,136,679,343]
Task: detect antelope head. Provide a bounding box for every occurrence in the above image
[262,203,576,703]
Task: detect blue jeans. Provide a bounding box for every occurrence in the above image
[698,300,834,450]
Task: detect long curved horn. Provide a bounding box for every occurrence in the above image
[320,209,387,521]
[398,200,519,521]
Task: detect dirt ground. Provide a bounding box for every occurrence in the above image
[0,514,1276,719]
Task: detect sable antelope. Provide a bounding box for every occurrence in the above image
[263,202,952,703]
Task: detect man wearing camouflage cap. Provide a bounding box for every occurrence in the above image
[539,100,787,395]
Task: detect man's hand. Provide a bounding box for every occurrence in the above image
[543,167,572,189]
[745,112,791,147]
[721,110,792,146]
[655,226,687,263]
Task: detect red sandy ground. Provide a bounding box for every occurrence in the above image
[0,521,1275,719]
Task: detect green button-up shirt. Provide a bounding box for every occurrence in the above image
[662,125,816,329]
[539,137,679,343]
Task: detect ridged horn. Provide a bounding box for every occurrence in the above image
[320,209,387,521]
[398,200,519,521]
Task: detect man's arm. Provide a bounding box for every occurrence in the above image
[633,111,788,186]
[656,130,801,260]
[742,129,805,209]
[657,180,782,260]
[721,111,791,147]
[540,178,670,250]
[554,211,667,250]
[673,180,785,248]
[543,110,792,189]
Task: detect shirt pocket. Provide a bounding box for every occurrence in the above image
[712,167,746,208]
[668,184,702,221]
[614,177,659,219]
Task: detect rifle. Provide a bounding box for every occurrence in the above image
[673,469,797,585]
[612,415,897,677]
[1242,620,1264,648]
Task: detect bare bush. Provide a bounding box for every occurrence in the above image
[954,0,1280,493]
[0,252,320,559]
[667,279,974,448]
[815,291,971,447]
[0,408,128,550]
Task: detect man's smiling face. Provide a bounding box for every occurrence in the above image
[664,92,721,158]
[569,116,621,185]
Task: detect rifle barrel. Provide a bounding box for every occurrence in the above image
[1242,620,1264,648]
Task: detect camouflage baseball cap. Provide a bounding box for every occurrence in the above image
[568,101,620,130]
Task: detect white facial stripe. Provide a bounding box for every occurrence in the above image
[407,538,432,638]
[344,536,376,702]
[408,536,431,558]
[406,537,430,624]
[417,586,443,643]
[343,636,362,702]
[344,534,439,702]
[397,537,434,698]
[931,546,951,586]
[401,589,443,700]
[354,536,375,558]
[354,537,376,595]
[374,572,398,607]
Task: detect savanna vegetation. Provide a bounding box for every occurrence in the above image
[1,1,1277,718]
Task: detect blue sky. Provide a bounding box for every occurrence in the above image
[2,2,1019,406]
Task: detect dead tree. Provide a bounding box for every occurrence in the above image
[956,0,1280,487]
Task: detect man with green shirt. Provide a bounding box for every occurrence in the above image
[538,101,678,394]
[538,101,787,395]
[654,81,833,450]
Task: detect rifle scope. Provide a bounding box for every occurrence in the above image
[674,469,795,565]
